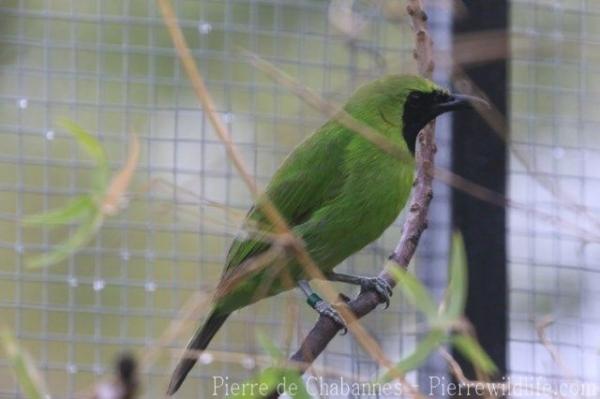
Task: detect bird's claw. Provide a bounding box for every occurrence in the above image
[314,299,348,335]
[337,292,351,303]
[360,277,393,309]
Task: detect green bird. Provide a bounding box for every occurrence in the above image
[167,74,484,395]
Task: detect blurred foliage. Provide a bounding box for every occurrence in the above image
[22,120,110,268]
[382,233,497,381]
[228,333,310,398]
[1,328,48,399]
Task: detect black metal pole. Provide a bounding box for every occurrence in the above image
[451,0,509,385]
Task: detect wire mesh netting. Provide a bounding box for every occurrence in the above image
[4,0,600,398]
[509,0,600,393]
[0,1,455,398]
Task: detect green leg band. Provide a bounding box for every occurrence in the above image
[306,293,322,309]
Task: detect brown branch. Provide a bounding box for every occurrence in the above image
[268,1,437,397]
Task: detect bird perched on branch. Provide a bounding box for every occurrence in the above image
[167,74,484,395]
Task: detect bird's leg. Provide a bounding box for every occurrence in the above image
[298,280,348,334]
[325,272,393,309]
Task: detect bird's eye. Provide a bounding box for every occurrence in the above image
[435,91,450,102]
[409,92,423,102]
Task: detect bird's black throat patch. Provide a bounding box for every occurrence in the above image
[402,90,448,155]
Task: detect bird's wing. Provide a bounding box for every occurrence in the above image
[223,123,351,274]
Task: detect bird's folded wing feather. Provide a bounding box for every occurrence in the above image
[223,123,352,275]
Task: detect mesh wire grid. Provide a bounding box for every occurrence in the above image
[0,1,455,398]
[509,0,600,395]
[10,0,600,397]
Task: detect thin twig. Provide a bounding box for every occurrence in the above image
[535,315,576,382]
[101,133,140,216]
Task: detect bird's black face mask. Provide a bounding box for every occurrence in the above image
[402,90,488,155]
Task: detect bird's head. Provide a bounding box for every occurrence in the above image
[345,74,488,154]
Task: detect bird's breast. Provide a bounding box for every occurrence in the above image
[336,153,414,256]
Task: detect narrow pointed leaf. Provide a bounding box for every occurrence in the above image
[1,328,48,399]
[380,329,446,382]
[452,334,497,375]
[388,265,438,319]
[22,196,94,226]
[59,118,108,166]
[58,118,110,191]
[445,232,468,320]
[26,212,103,268]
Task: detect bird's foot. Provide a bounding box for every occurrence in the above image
[307,293,348,334]
[359,277,393,309]
[315,300,348,335]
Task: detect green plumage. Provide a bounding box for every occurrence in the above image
[168,74,451,395]
[215,75,439,311]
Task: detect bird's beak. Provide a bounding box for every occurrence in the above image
[433,93,490,117]
[401,91,490,155]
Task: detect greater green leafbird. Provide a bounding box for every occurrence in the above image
[167,74,483,395]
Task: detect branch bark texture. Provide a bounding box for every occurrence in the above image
[274,0,437,391]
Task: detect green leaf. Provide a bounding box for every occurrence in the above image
[452,334,497,375]
[59,118,108,166]
[445,232,468,320]
[26,212,104,268]
[22,196,95,226]
[380,329,446,382]
[280,369,311,399]
[58,118,110,191]
[1,328,48,399]
[388,266,438,320]
[245,332,309,398]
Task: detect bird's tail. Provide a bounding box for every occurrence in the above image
[166,310,230,395]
